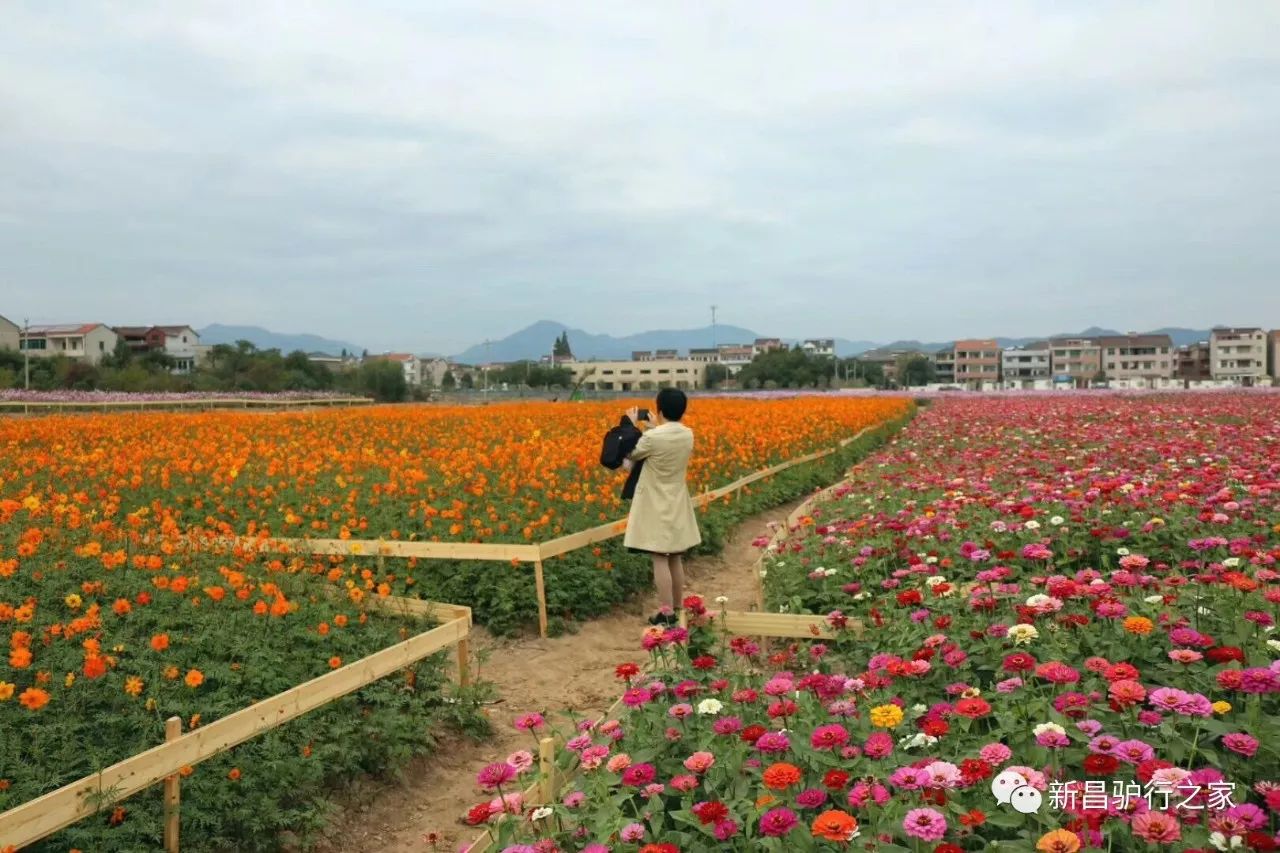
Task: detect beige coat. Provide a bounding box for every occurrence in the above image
[623,421,702,554]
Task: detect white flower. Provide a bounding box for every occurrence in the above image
[1210,832,1244,851]
[1049,516,1065,526]
[1007,624,1039,645]
[1198,606,1214,616]
[714,595,728,605]
[925,576,948,587]
[1024,520,1040,530]
[697,698,724,715]
[898,732,939,749]
[911,703,928,715]
[852,592,868,601]
[1116,547,1130,556]
[1266,639,1280,653]
[1144,595,1164,604]
[925,556,938,564]
[759,570,767,579]
[1033,722,1066,737]
[778,604,788,613]
[530,806,554,821]
[1223,557,1241,568]
[1025,594,1054,608]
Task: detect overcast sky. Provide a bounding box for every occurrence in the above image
[3,2,1279,353]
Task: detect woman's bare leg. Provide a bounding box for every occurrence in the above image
[669,554,685,608]
[652,554,674,610]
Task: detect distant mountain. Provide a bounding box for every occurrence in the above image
[453,321,882,362]
[199,324,366,357]
[453,322,1221,363]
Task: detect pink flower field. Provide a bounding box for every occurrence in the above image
[480,394,1280,852]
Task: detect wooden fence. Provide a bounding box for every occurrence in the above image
[189,424,890,639]
[0,598,472,852]
[461,608,863,852]
[0,396,373,414]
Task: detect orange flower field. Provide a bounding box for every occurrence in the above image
[0,396,911,852]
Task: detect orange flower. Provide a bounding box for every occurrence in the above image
[8,647,32,669]
[334,614,348,628]
[811,809,859,842]
[150,633,170,652]
[163,665,179,680]
[1123,616,1154,635]
[82,655,108,679]
[762,762,803,790]
[124,676,144,697]
[184,669,204,688]
[317,622,330,636]
[227,768,241,782]
[111,598,131,616]
[1037,829,1082,853]
[328,656,342,669]
[18,687,50,710]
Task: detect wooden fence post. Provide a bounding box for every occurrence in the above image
[533,560,548,639]
[163,716,182,853]
[456,636,471,687]
[538,737,556,805]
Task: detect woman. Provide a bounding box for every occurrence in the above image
[623,387,702,625]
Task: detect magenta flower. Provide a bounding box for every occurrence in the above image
[476,762,517,791]
[513,712,544,731]
[795,788,828,809]
[1222,732,1260,757]
[759,807,799,836]
[621,763,656,787]
[755,731,790,753]
[810,723,850,750]
[902,807,948,842]
[619,822,646,842]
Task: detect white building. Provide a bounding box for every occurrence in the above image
[155,325,200,372]
[569,358,707,391]
[0,315,18,351]
[368,353,422,385]
[1209,327,1267,385]
[1000,345,1051,388]
[801,338,836,358]
[21,323,119,365]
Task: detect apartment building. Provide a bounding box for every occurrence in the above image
[1097,333,1174,383]
[569,358,707,391]
[952,339,1001,389]
[632,350,653,361]
[688,347,719,363]
[0,315,18,351]
[20,323,119,365]
[1209,327,1267,384]
[1269,331,1280,382]
[752,338,784,355]
[1049,337,1102,388]
[1176,342,1211,381]
[1001,344,1051,388]
[717,344,755,373]
[932,347,955,384]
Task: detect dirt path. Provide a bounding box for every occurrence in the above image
[321,499,799,853]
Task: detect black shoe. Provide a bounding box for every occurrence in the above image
[648,611,678,626]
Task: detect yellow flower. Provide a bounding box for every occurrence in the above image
[1212,701,1231,715]
[64,672,76,688]
[869,704,904,728]
[64,593,82,610]
[145,697,157,712]
[124,676,144,697]
[0,681,14,701]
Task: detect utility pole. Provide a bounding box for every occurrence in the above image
[22,317,30,390]
[711,305,718,350]
[483,339,490,395]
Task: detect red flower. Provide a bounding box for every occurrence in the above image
[1206,646,1245,665]
[960,759,993,785]
[740,724,767,744]
[959,809,986,827]
[463,803,492,825]
[935,845,964,853]
[954,697,991,718]
[1246,832,1277,852]
[896,590,923,607]
[1083,754,1120,776]
[691,655,718,671]
[640,845,679,853]
[823,770,850,790]
[922,718,949,737]
[615,662,641,681]
[1002,652,1036,672]
[1136,759,1174,784]
[692,800,729,825]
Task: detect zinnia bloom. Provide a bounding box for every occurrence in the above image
[1036,828,1082,853]
[476,762,517,791]
[762,762,802,790]
[1131,811,1181,844]
[902,808,947,842]
[18,687,50,711]
[759,807,799,837]
[183,669,204,689]
[811,809,859,842]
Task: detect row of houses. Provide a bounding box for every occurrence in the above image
[861,328,1280,390]
[0,317,204,372]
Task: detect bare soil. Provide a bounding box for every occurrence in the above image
[318,499,799,853]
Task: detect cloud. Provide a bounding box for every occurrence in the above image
[1,1,1278,350]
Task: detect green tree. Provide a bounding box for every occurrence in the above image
[441,370,457,390]
[705,363,729,389]
[358,359,407,402]
[460,372,474,390]
[552,332,573,359]
[900,356,936,387]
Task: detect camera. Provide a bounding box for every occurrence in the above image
[636,409,651,422]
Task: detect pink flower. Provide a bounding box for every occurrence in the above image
[902,807,947,842]
[605,753,631,774]
[713,819,740,840]
[562,790,585,808]
[683,751,716,774]
[476,762,517,791]
[621,763,656,787]
[811,723,850,750]
[863,731,894,759]
[619,822,646,843]
[755,731,790,753]
[670,774,699,792]
[1131,811,1181,843]
[979,743,1012,765]
[759,807,799,837]
[513,713,545,731]
[795,788,828,809]
[1223,733,1260,758]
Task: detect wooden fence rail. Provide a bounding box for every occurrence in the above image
[0,598,472,852]
[0,396,374,412]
